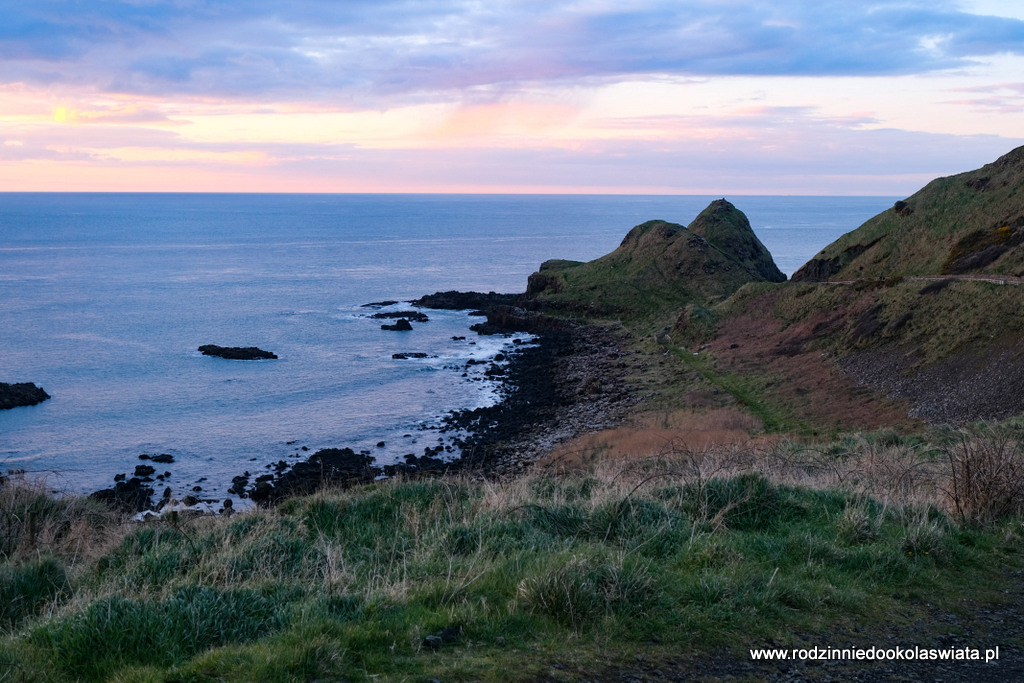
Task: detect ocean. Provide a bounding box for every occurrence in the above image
[0,193,897,502]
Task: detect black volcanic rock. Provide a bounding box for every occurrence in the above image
[248,448,381,505]
[371,310,430,322]
[0,382,50,410]
[411,291,519,310]
[134,464,156,478]
[198,345,277,360]
[89,478,155,514]
[381,319,414,331]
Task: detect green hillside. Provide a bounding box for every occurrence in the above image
[524,199,785,318]
[793,145,1024,281]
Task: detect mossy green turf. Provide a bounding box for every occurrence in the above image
[3,453,1023,682]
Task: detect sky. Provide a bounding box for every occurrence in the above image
[2,0,1024,194]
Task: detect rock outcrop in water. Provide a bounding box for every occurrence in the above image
[411,291,519,310]
[198,345,278,360]
[0,382,51,410]
[370,310,430,322]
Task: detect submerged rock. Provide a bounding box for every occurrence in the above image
[371,310,429,322]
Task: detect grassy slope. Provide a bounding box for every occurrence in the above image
[526,200,784,320]
[796,145,1024,280]
[3,431,1024,681]
[724,277,1024,368]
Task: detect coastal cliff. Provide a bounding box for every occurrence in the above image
[679,148,1024,428]
[509,151,1024,432]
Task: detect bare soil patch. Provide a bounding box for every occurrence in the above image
[705,291,921,432]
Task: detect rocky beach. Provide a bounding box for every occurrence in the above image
[85,290,637,513]
[231,295,640,501]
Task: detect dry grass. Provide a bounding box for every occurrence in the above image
[0,473,129,570]
[540,407,768,471]
[4,428,1024,681]
[941,428,1024,524]
[537,425,1024,522]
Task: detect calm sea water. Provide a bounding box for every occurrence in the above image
[0,193,896,500]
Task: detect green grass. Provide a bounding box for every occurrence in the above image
[803,147,1024,279]
[3,439,1023,681]
[725,277,1024,368]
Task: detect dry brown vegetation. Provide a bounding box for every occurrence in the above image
[0,474,128,569]
[540,407,768,470]
[542,422,1024,524]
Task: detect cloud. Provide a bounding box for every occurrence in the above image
[6,99,1020,195]
[2,1,1024,102]
[944,82,1024,113]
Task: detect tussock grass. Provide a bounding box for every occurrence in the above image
[0,474,126,566]
[2,427,1023,680]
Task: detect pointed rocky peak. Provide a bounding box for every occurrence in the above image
[521,200,786,318]
[688,199,786,282]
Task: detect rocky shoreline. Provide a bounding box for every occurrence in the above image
[236,298,638,504]
[438,308,638,475]
[87,292,637,513]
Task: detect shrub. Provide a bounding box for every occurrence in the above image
[943,430,1024,525]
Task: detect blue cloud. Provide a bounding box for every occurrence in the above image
[2,1,1023,99]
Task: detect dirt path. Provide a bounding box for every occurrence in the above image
[827,274,1024,286]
